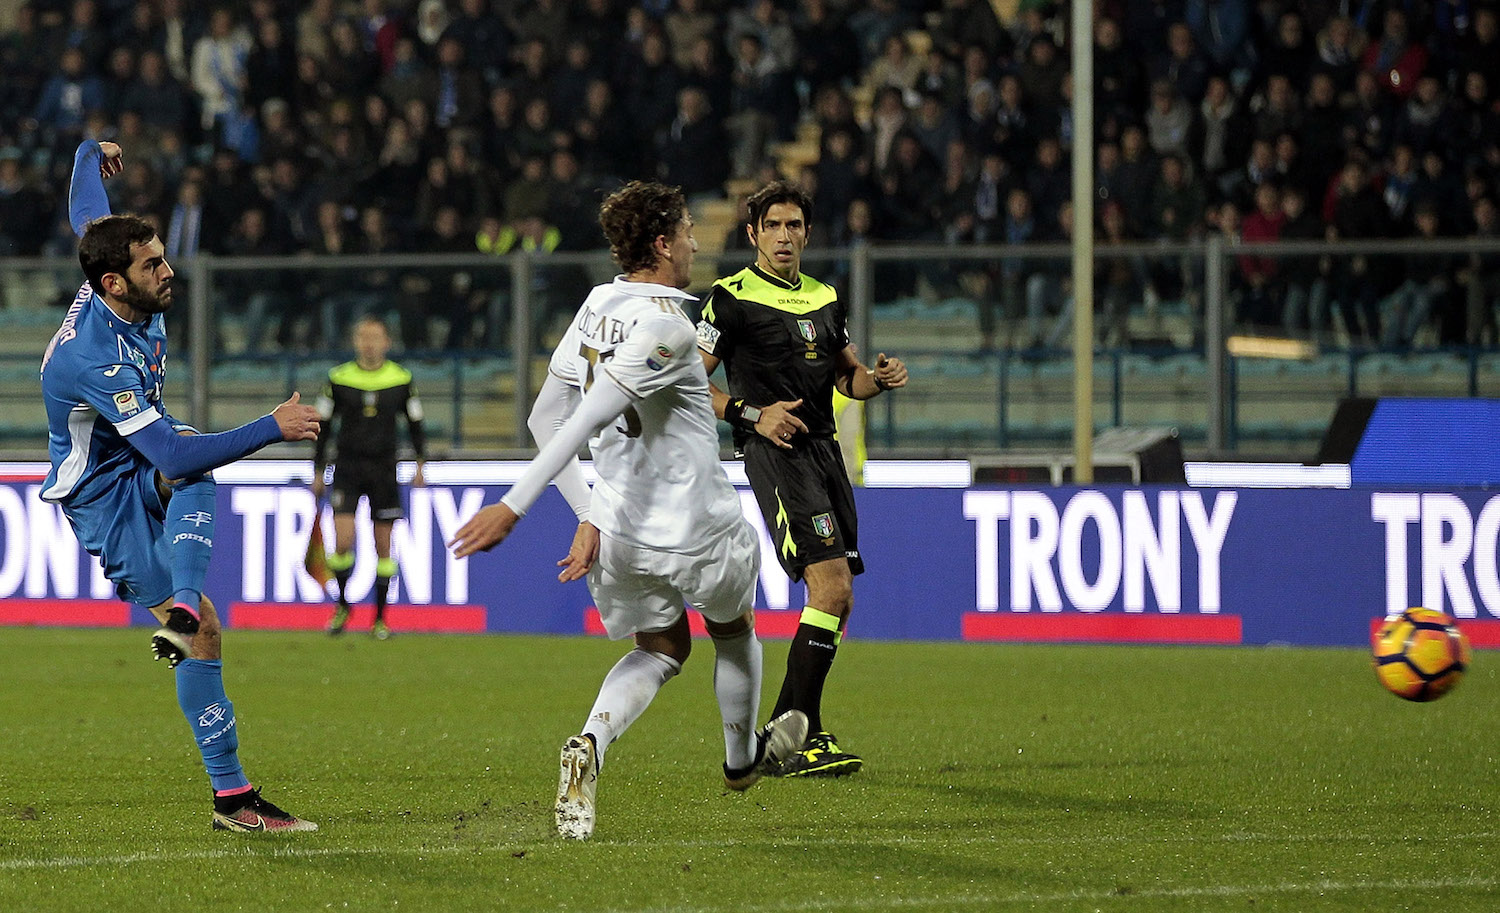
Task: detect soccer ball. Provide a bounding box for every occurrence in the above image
[1371,608,1471,702]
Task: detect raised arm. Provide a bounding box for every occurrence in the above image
[68,140,122,237]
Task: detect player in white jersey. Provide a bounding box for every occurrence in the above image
[450,181,806,840]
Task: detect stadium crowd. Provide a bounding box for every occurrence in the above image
[4,0,1500,350]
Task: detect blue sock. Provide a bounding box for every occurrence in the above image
[166,475,216,615]
[176,659,250,794]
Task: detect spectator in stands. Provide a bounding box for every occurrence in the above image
[1345,69,1396,157]
[31,45,104,138]
[1382,202,1461,347]
[245,15,296,120]
[1261,10,1313,91]
[621,29,681,153]
[190,6,251,137]
[664,0,718,70]
[1025,135,1070,234]
[817,127,870,236]
[1238,182,1286,329]
[1384,143,1420,229]
[726,31,790,178]
[659,85,729,202]
[1364,8,1428,100]
[863,32,922,104]
[100,47,137,115]
[443,0,508,88]
[1150,22,1211,105]
[1299,72,1344,197]
[1094,17,1142,125]
[546,149,600,252]
[1328,157,1395,344]
[1193,75,1251,190]
[794,0,861,98]
[573,78,635,182]
[1456,71,1500,165]
[1098,199,1149,347]
[910,90,960,165]
[429,35,484,131]
[680,35,732,122]
[1146,79,1193,160]
[1018,35,1066,111]
[0,153,53,255]
[1394,75,1454,157]
[990,74,1031,169]
[1276,183,1329,340]
[1462,195,1500,344]
[1024,200,1078,351]
[848,0,913,71]
[222,206,295,353]
[1115,125,1158,236]
[1313,15,1365,93]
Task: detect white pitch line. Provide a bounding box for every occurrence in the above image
[3,830,1499,872]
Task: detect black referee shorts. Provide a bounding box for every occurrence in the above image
[330,458,404,521]
[742,436,863,582]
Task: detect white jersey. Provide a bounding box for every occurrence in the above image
[548,276,744,552]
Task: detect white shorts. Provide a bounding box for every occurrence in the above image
[588,519,760,640]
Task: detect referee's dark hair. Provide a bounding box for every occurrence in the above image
[599,180,687,275]
[78,215,158,292]
[746,180,813,230]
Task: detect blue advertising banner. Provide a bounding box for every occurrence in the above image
[0,462,1496,648]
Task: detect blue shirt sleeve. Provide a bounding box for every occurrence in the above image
[69,140,111,237]
[127,415,284,479]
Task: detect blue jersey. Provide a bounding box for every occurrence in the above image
[40,281,171,506]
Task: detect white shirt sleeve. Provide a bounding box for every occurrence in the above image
[526,373,592,521]
[599,314,699,401]
[501,378,633,518]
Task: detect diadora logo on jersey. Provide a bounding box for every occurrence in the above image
[180,510,213,526]
[812,512,834,538]
[113,390,140,415]
[797,319,817,342]
[198,702,228,728]
[695,321,720,353]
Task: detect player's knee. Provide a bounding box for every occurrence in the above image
[704,614,752,640]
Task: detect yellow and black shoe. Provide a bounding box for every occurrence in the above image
[778,730,863,778]
[326,601,351,635]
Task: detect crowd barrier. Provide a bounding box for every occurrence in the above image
[0,461,1497,649]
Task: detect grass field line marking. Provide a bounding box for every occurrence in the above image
[615,876,1500,913]
[3,831,1499,872]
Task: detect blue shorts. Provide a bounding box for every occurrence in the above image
[62,461,174,609]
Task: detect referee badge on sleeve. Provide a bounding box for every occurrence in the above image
[812,512,834,539]
[695,320,720,353]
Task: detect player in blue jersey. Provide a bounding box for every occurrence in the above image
[40,139,323,833]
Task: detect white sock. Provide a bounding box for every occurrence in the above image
[711,627,763,770]
[581,648,681,769]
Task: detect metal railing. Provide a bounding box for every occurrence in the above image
[5,237,1500,458]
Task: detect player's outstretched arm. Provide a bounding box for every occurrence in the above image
[127,393,320,479]
[68,140,122,237]
[449,378,632,558]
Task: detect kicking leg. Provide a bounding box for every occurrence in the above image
[149,595,316,833]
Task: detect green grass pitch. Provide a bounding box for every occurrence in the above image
[1,627,1497,912]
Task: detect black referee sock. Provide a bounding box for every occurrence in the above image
[373,576,391,621]
[771,607,842,734]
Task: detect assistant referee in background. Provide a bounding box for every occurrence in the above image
[313,315,427,639]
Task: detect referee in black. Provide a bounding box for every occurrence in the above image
[696,181,908,777]
[312,315,427,640]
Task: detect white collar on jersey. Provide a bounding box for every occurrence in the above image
[611,275,699,302]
